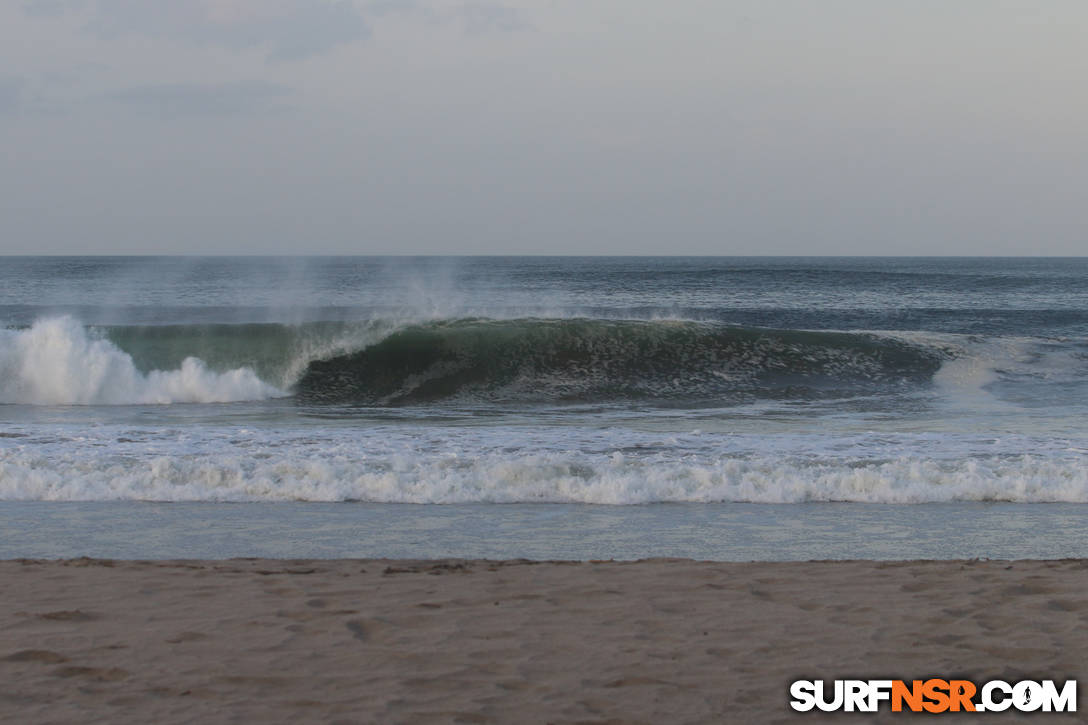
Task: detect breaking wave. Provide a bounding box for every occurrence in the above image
[0,317,282,405]
[0,314,1025,407]
[295,319,944,404]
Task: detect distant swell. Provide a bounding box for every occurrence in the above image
[296,319,944,404]
[0,317,282,405]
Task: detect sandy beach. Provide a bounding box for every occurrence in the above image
[1,558,1085,723]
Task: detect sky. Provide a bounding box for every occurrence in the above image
[1,0,1086,255]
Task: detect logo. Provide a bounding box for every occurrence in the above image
[790,679,1076,713]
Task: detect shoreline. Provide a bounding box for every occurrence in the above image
[7,501,1088,562]
[3,557,1086,723]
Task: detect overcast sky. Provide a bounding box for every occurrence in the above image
[2,1,1086,255]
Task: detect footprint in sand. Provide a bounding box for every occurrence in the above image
[38,610,98,622]
[52,666,130,682]
[4,650,69,664]
[345,619,369,641]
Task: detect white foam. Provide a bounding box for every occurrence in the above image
[3,436,1087,503]
[0,317,283,405]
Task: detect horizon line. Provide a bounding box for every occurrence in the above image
[3,253,1087,259]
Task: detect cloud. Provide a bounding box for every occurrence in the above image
[22,0,370,61]
[21,1,530,61]
[0,77,25,115]
[104,80,293,117]
[457,2,530,34]
[20,0,83,18]
[367,0,531,34]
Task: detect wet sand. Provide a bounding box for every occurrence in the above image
[2,558,1086,724]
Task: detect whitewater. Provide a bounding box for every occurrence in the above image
[0,317,282,405]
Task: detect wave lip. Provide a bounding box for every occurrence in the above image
[0,317,282,405]
[296,318,945,405]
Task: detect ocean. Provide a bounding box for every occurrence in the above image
[2,256,1087,560]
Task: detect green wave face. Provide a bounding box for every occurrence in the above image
[294,319,944,405]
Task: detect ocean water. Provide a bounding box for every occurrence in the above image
[2,256,1087,559]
